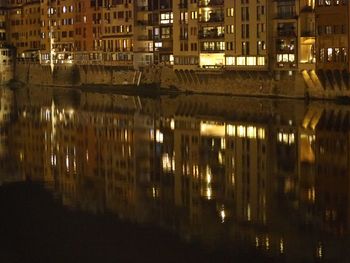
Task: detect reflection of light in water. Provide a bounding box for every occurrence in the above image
[265,236,270,250]
[218,152,223,164]
[206,187,212,200]
[204,166,212,199]
[255,237,259,248]
[226,124,235,136]
[51,154,56,166]
[162,153,173,172]
[308,187,315,202]
[220,206,225,223]
[221,138,225,150]
[247,203,251,221]
[278,132,295,145]
[206,166,212,183]
[316,243,323,258]
[66,155,69,172]
[156,130,163,143]
[280,239,284,254]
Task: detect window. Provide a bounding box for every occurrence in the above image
[237,57,246,65]
[242,24,249,38]
[160,12,173,24]
[327,47,332,62]
[227,25,234,34]
[241,7,249,21]
[242,41,249,55]
[325,25,332,34]
[191,11,197,19]
[246,57,256,65]
[320,48,325,62]
[226,56,235,65]
[227,8,234,17]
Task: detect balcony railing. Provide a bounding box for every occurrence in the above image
[277,30,297,37]
[301,31,315,37]
[137,20,153,26]
[138,35,153,41]
[199,14,224,23]
[198,0,224,7]
[137,6,149,12]
[275,12,297,19]
[199,33,224,39]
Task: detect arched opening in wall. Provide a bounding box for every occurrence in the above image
[342,69,349,90]
[334,70,342,89]
[317,69,326,90]
[325,70,335,89]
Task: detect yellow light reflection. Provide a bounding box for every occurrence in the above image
[200,122,225,137]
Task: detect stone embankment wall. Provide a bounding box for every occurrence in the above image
[160,67,308,98]
[15,62,347,99]
[15,63,137,86]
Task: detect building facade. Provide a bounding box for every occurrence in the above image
[10,0,350,89]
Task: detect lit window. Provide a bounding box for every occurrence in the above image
[237,125,246,137]
[227,124,236,136]
[246,57,256,65]
[226,56,235,65]
[258,128,265,140]
[227,8,234,17]
[191,11,197,19]
[237,56,246,65]
[247,126,256,138]
[257,57,265,65]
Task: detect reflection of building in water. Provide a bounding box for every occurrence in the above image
[314,108,350,236]
[225,122,268,224]
[10,102,54,186]
[0,88,16,184]
[10,89,350,261]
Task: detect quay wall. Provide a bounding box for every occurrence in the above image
[13,62,349,99]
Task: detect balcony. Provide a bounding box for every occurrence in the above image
[155,47,172,52]
[137,6,150,12]
[198,0,224,7]
[275,12,298,19]
[300,5,314,13]
[137,20,153,26]
[135,47,153,53]
[277,30,297,37]
[199,32,224,40]
[199,14,224,23]
[301,31,315,37]
[138,35,153,41]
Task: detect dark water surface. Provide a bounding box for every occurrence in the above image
[0,86,349,262]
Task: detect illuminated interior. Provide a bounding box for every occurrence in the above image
[199,53,224,67]
[300,133,315,163]
[300,37,315,63]
[200,121,225,137]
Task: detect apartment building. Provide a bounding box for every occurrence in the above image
[0,0,320,77]
[315,0,348,73]
[0,1,13,83]
[100,0,134,67]
[269,0,316,79]
[6,0,41,59]
[173,0,268,70]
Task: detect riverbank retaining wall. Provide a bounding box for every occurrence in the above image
[14,62,344,99]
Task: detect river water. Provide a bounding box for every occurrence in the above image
[0,86,349,262]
